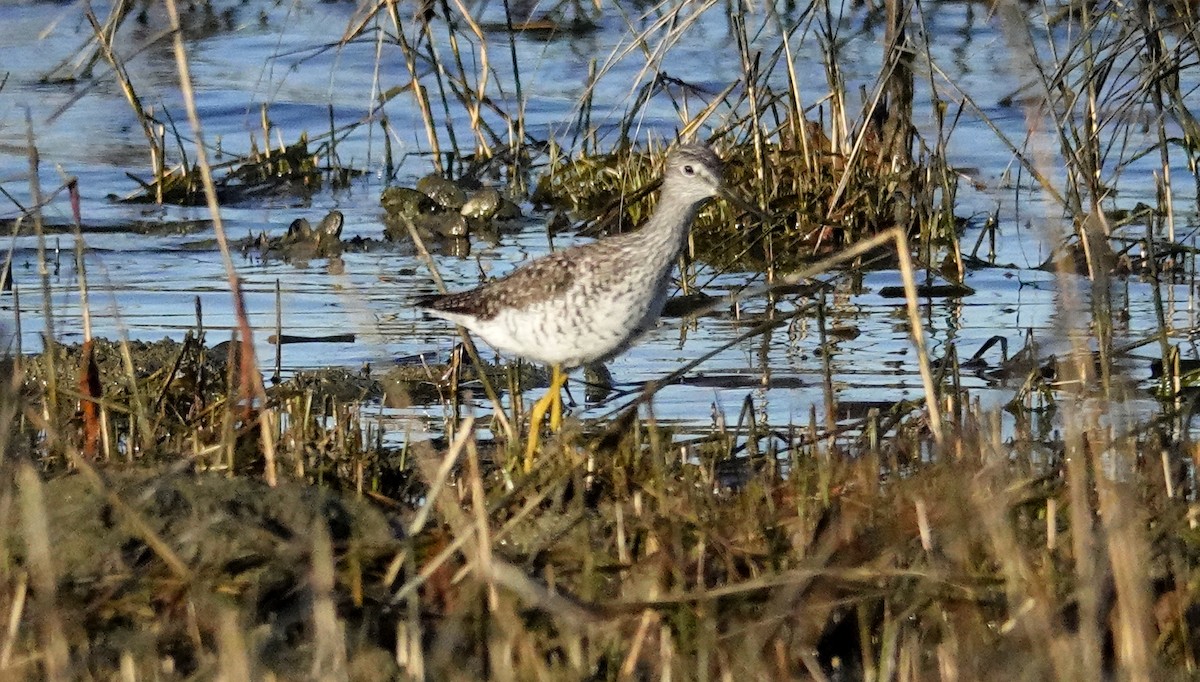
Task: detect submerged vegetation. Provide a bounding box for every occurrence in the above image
[2,0,1200,679]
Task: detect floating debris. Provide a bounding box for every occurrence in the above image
[239,210,372,263]
[461,187,503,221]
[416,174,468,211]
[381,177,520,244]
[380,186,438,217]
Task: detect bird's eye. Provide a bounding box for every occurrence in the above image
[682,164,695,176]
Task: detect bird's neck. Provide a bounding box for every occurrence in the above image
[636,199,702,265]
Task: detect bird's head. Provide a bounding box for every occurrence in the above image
[661,143,726,206]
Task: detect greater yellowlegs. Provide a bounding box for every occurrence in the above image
[416,142,737,467]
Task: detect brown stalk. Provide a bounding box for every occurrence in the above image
[163,0,278,486]
[82,8,164,191]
[16,463,70,681]
[25,115,59,436]
[443,0,491,155]
[76,340,101,460]
[216,609,254,680]
[309,521,349,679]
[381,2,442,172]
[69,179,108,460]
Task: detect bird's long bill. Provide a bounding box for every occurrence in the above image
[717,185,771,222]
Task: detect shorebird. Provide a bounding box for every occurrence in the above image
[417,142,742,468]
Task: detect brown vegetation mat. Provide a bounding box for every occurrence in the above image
[2,349,1199,679]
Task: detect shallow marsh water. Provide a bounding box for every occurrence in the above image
[1,0,1197,446]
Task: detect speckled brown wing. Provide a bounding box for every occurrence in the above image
[415,250,581,321]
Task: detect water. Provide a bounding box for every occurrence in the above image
[1,0,1197,442]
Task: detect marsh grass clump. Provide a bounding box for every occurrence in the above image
[531,147,655,221]
[20,335,231,460]
[521,0,966,274]
[17,334,373,477]
[530,129,953,273]
[14,331,553,478]
[5,358,1200,679]
[123,133,361,206]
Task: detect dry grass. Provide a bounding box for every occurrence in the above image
[3,336,1198,679]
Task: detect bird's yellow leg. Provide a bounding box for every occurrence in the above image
[523,366,568,473]
[549,365,565,432]
[523,389,554,472]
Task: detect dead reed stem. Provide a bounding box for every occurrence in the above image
[16,463,70,681]
[25,115,59,434]
[163,0,278,486]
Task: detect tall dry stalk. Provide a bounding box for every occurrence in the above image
[162,0,279,486]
